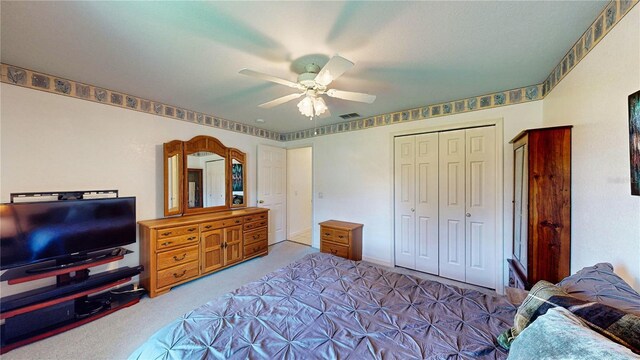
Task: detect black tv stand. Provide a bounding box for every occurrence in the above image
[0,248,143,354]
[1,248,132,283]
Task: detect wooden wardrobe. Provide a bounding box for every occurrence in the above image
[508,126,572,290]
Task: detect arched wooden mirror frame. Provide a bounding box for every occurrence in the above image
[163,135,247,216]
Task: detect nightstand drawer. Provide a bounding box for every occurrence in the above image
[157,245,199,271]
[156,225,198,239]
[320,242,349,258]
[321,227,350,245]
[156,260,199,288]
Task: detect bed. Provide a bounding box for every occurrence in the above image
[130,253,516,359]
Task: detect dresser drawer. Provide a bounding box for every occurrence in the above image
[201,217,243,231]
[244,219,267,231]
[156,225,198,239]
[156,260,199,288]
[156,233,199,251]
[244,213,267,223]
[157,245,199,271]
[244,228,268,246]
[244,240,268,258]
[320,241,349,258]
[320,227,350,245]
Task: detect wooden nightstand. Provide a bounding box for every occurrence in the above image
[319,220,363,261]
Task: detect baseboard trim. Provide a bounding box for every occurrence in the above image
[288,228,311,239]
[361,255,392,267]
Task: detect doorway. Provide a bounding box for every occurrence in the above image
[286,147,312,245]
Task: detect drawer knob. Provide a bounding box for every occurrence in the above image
[161,241,173,246]
[188,228,196,232]
[253,235,259,239]
[173,253,187,261]
[338,235,344,239]
[235,220,240,224]
[205,225,212,229]
[330,249,338,255]
[324,232,330,236]
[161,231,172,236]
[173,270,187,278]
[187,236,197,241]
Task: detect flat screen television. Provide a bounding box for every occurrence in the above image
[0,197,136,270]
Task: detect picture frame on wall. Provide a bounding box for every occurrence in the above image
[629,90,640,196]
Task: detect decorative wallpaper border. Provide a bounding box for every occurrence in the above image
[0,64,283,141]
[282,84,543,141]
[1,0,636,143]
[541,0,638,97]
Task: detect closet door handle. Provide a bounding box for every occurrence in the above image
[411,208,415,212]
[466,213,471,217]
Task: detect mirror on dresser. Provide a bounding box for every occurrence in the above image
[229,148,246,208]
[163,135,247,216]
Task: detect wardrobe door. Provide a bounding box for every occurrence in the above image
[438,130,466,281]
[394,136,416,268]
[414,133,439,274]
[464,126,496,288]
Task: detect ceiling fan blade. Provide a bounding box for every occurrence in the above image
[258,93,304,109]
[315,55,354,86]
[326,89,376,103]
[239,69,303,90]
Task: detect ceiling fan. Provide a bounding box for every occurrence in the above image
[239,55,376,119]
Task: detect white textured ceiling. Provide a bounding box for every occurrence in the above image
[1,1,606,133]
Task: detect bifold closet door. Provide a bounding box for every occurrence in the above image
[438,130,467,282]
[394,134,439,273]
[464,126,496,289]
[438,127,496,287]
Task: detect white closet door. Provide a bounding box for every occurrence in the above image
[394,137,416,268]
[414,133,439,274]
[464,127,496,288]
[438,130,466,282]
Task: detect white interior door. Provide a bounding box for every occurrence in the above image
[464,127,496,288]
[438,129,466,282]
[394,136,416,268]
[414,133,439,274]
[257,144,286,244]
[205,160,225,207]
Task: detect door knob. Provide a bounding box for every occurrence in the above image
[411,208,415,212]
[466,213,471,217]
[258,200,264,204]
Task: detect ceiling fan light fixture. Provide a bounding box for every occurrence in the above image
[297,96,314,118]
[312,96,328,116]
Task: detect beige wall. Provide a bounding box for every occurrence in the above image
[543,6,640,288]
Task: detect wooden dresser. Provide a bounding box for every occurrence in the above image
[139,208,268,297]
[319,220,363,261]
[508,126,571,290]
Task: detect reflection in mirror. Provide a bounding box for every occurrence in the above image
[512,145,528,272]
[232,159,244,205]
[187,152,226,208]
[167,154,180,211]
